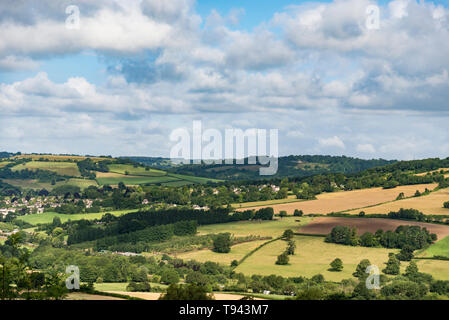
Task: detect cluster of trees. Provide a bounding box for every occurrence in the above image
[93,221,198,251]
[325,225,436,251]
[65,206,272,246]
[168,155,396,180]
[0,234,68,300]
[275,230,296,265]
[212,233,232,253]
[77,158,110,179]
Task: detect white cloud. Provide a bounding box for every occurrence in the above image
[356,143,376,153]
[318,136,345,149]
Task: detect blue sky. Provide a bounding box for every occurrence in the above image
[1,0,449,160]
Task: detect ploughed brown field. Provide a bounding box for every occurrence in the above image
[297,217,449,240]
[236,183,437,215]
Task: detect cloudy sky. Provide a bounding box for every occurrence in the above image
[1,0,449,160]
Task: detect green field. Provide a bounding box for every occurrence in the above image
[235,235,399,281]
[177,240,269,265]
[0,161,11,168]
[11,161,81,177]
[418,235,449,258]
[197,216,312,238]
[108,164,166,177]
[94,282,168,292]
[17,209,138,225]
[96,174,180,186]
[4,178,97,191]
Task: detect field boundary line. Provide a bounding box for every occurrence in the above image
[235,236,282,268]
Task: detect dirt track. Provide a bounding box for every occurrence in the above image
[298,217,449,240]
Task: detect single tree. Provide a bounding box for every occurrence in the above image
[330,258,344,272]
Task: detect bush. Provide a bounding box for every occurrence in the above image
[293,209,304,217]
[275,252,289,265]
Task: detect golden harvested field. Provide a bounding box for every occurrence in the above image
[345,188,449,216]
[106,291,261,300]
[235,236,398,281]
[236,184,437,215]
[415,168,449,176]
[297,217,449,239]
[66,292,124,300]
[95,171,129,178]
[415,260,449,280]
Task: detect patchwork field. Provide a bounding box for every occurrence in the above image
[3,178,97,191]
[12,154,108,161]
[345,187,449,216]
[96,171,219,186]
[95,172,180,185]
[197,216,313,238]
[236,184,438,215]
[235,236,399,281]
[17,209,138,225]
[11,161,81,177]
[297,217,449,239]
[108,164,166,177]
[0,161,11,168]
[231,195,303,209]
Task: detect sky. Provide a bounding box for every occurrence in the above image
[1,0,449,160]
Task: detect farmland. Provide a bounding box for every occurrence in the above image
[234,235,399,281]
[418,235,449,258]
[11,161,81,177]
[236,183,438,215]
[95,170,219,186]
[197,216,313,238]
[11,154,108,161]
[231,195,303,209]
[345,187,449,216]
[297,217,449,239]
[108,164,166,177]
[17,209,138,225]
[3,178,97,191]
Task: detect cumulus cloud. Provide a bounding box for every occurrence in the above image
[1,0,449,158]
[318,136,346,149]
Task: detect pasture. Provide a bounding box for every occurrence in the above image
[197,216,312,238]
[108,164,166,177]
[11,161,81,177]
[418,235,449,258]
[236,184,438,215]
[297,217,449,240]
[17,209,138,225]
[177,239,269,265]
[345,187,449,216]
[415,259,449,280]
[234,235,398,281]
[3,178,97,191]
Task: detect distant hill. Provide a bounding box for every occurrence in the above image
[120,156,175,168]
[167,155,397,180]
